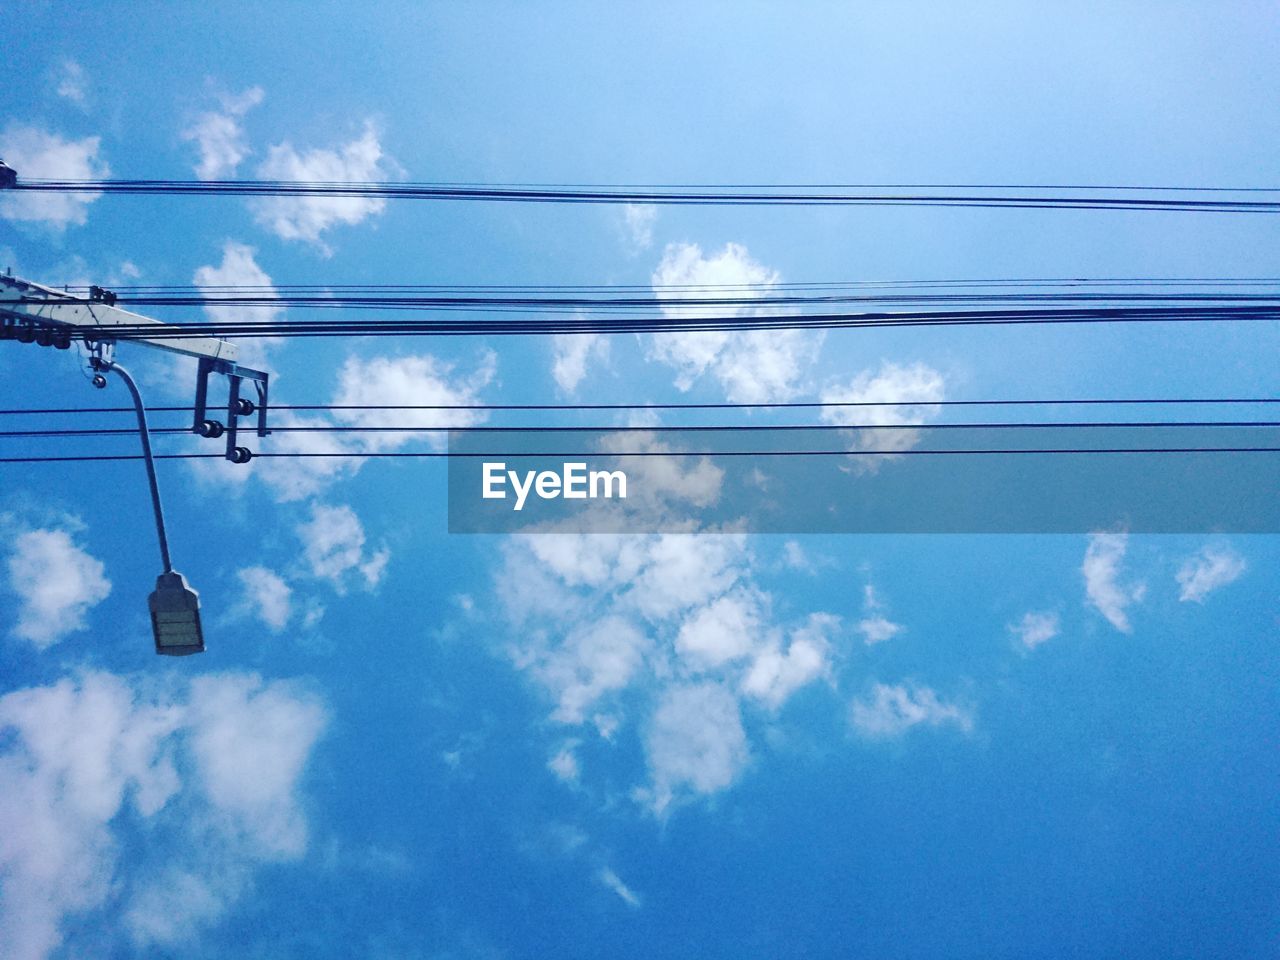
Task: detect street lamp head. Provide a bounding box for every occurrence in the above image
[149,570,205,656]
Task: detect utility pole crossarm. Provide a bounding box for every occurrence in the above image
[0,274,239,365]
[2,270,271,462]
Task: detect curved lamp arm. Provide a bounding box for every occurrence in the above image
[93,359,172,573]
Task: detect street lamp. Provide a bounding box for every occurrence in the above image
[149,570,205,656]
[92,355,206,656]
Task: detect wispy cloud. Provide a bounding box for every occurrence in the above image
[0,124,108,228]
[196,350,494,504]
[5,526,111,649]
[234,565,293,632]
[741,613,837,710]
[822,361,946,472]
[54,59,88,107]
[251,122,392,254]
[296,503,389,593]
[856,584,903,645]
[621,202,657,253]
[193,239,283,372]
[182,86,264,180]
[1010,611,1060,650]
[1176,543,1246,603]
[599,867,643,908]
[551,331,609,393]
[548,741,581,783]
[494,531,843,814]
[1082,533,1145,633]
[645,242,821,403]
[642,682,750,815]
[0,671,326,958]
[675,588,764,669]
[851,683,973,739]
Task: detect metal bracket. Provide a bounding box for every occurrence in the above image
[192,357,271,463]
[87,337,115,367]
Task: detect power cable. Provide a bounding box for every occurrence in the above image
[2,398,1275,417]
[13,179,1280,212]
[8,304,1280,340]
[3,420,1278,440]
[17,291,1280,313]
[4,446,1279,464]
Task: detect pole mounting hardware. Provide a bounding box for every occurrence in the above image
[192,356,270,463]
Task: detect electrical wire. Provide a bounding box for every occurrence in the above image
[16,292,1280,314]
[60,277,1280,288]
[6,304,1280,340]
[1,398,1275,417]
[21,275,1280,313]
[54,278,1280,303]
[3,421,1278,440]
[12,179,1280,212]
[3,446,1279,464]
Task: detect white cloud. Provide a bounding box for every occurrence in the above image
[857,617,901,645]
[1082,533,1145,633]
[183,674,327,859]
[215,350,493,503]
[330,351,495,452]
[494,531,837,811]
[548,741,580,783]
[676,588,763,669]
[645,242,821,403]
[54,60,88,107]
[551,332,609,393]
[0,673,181,960]
[125,869,234,948]
[235,566,292,632]
[621,203,657,252]
[821,361,946,470]
[193,239,282,372]
[781,540,808,570]
[851,683,973,739]
[1010,611,1060,650]
[643,682,749,815]
[250,122,391,253]
[6,527,111,649]
[300,599,326,630]
[517,533,645,590]
[821,362,946,424]
[625,534,746,621]
[599,867,642,908]
[524,616,649,725]
[0,124,108,227]
[0,671,325,959]
[856,584,902,646]
[187,409,354,503]
[182,86,263,180]
[741,613,836,710]
[593,713,620,741]
[295,503,388,592]
[1176,543,1246,603]
[594,430,726,515]
[193,239,279,317]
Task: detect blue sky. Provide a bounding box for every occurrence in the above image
[1,3,1278,958]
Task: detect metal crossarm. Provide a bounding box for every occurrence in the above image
[0,273,240,364]
[2,272,271,463]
